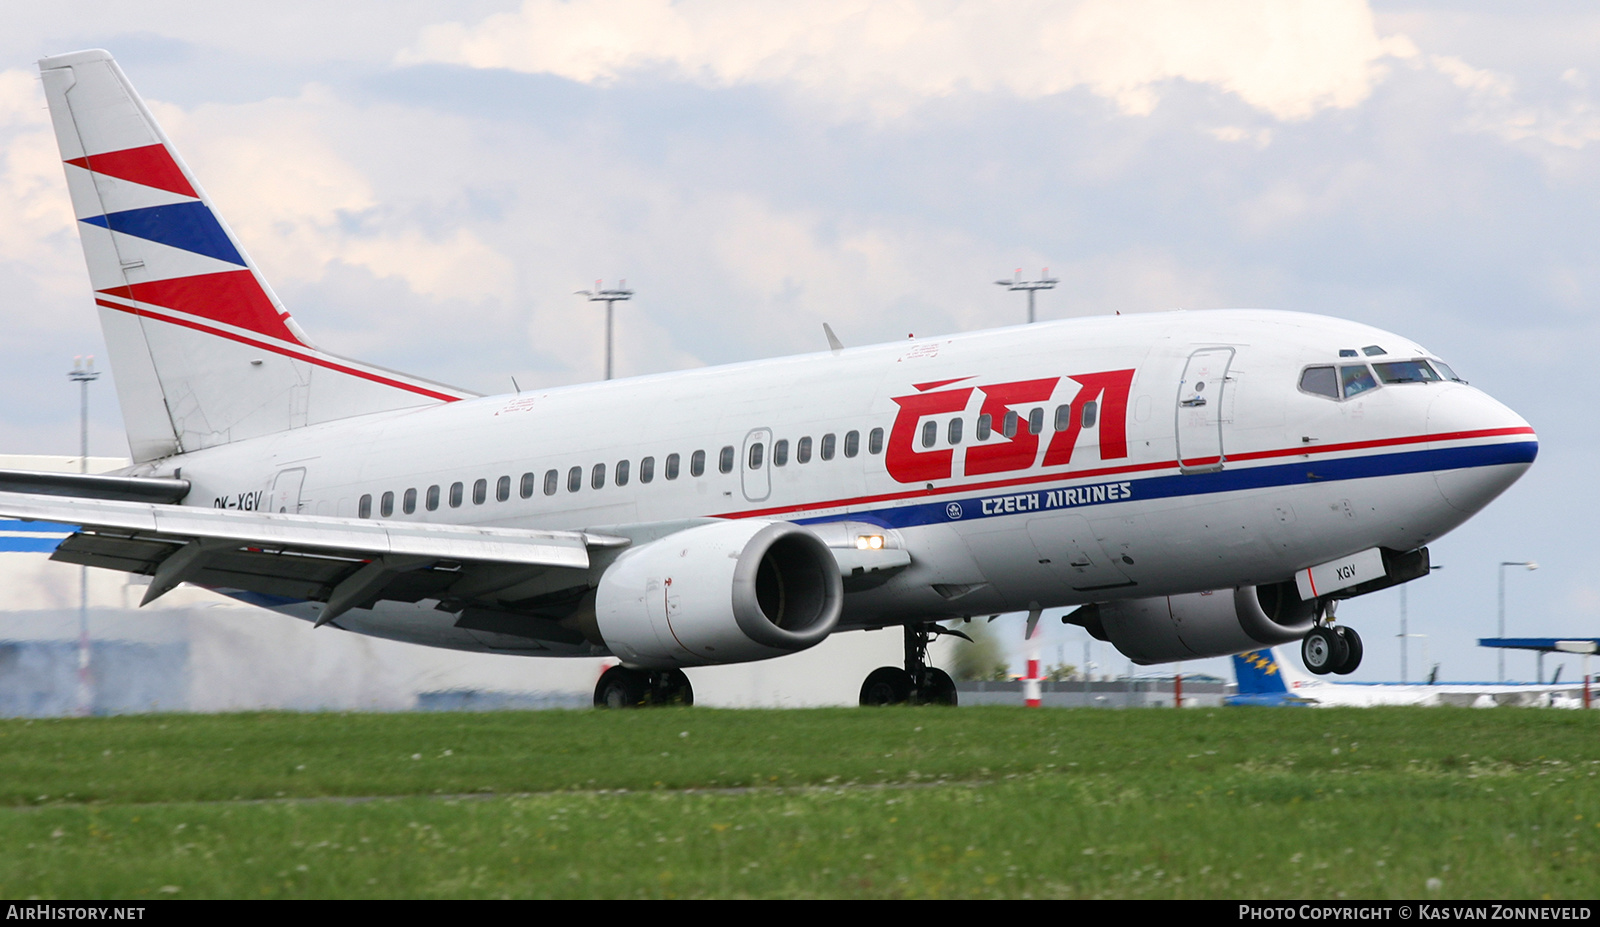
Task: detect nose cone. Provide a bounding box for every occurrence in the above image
[1427,384,1538,513]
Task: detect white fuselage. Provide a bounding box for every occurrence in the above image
[137,309,1536,656]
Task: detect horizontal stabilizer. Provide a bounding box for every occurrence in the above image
[0,469,189,503]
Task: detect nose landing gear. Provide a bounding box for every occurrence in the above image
[859,622,967,706]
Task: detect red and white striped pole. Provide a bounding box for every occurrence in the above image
[1023,609,1043,708]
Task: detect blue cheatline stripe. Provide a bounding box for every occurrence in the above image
[798,440,1538,530]
[82,201,246,266]
[0,520,80,533]
[0,537,65,552]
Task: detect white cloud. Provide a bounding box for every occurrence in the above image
[148,88,515,306]
[1428,54,1600,151]
[402,0,1414,121]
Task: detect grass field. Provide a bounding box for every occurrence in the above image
[2,706,1597,899]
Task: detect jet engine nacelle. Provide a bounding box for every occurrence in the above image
[1081,583,1317,665]
[594,520,844,669]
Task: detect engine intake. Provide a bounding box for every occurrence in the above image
[594,520,844,668]
[1072,581,1316,665]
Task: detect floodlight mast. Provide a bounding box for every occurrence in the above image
[994,268,1059,325]
[67,356,99,717]
[575,280,634,380]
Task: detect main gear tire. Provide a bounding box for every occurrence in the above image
[860,667,914,706]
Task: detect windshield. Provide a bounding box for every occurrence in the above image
[1372,360,1442,384]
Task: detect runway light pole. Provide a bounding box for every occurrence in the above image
[68,355,99,717]
[1498,560,1538,682]
[994,269,1058,325]
[576,280,633,381]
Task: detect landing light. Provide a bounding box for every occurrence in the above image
[855,535,884,550]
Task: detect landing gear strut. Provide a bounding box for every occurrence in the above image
[859,622,966,706]
[593,665,694,708]
[1301,602,1363,676]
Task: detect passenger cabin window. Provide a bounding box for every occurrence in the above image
[1053,404,1071,431]
[591,463,606,489]
[1300,366,1339,399]
[497,475,511,502]
[1340,365,1379,398]
[976,414,993,441]
[820,434,836,460]
[719,446,735,474]
[1028,408,1044,436]
[666,453,681,480]
[797,437,813,463]
[844,430,859,458]
[1002,411,1018,438]
[869,427,884,454]
[403,488,417,515]
[1081,400,1098,429]
[567,466,582,492]
[640,456,655,483]
[690,450,706,477]
[449,482,463,508]
[946,419,962,445]
[773,440,789,467]
[748,443,764,469]
[381,491,394,517]
[544,469,558,495]
[473,479,487,505]
[921,421,937,449]
[426,485,440,511]
[359,494,372,518]
[616,459,630,486]
[520,472,536,499]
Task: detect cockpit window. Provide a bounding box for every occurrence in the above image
[1433,360,1464,383]
[1299,366,1339,399]
[1340,365,1379,398]
[1361,345,1386,357]
[1372,360,1441,384]
[1339,349,1359,358]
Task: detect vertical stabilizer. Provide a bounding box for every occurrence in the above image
[38,50,475,463]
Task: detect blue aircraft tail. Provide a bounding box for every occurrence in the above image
[1227,649,1309,706]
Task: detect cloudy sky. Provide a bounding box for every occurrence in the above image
[0,1,1594,686]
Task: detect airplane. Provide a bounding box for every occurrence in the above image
[1228,648,1585,708]
[0,49,1538,709]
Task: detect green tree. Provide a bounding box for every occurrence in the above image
[945,619,1011,681]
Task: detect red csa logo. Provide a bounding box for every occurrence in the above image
[885,370,1134,484]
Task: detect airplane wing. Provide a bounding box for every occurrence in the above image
[0,490,627,626]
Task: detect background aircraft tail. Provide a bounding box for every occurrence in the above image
[1228,648,1314,706]
[38,50,475,464]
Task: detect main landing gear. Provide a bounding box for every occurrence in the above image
[1301,601,1363,676]
[859,622,968,706]
[593,665,694,708]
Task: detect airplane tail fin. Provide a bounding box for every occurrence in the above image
[1232,649,1293,697]
[1228,647,1317,706]
[38,50,474,464]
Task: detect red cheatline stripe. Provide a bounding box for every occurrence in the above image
[719,426,1537,520]
[66,144,197,198]
[94,297,463,403]
[99,270,302,346]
